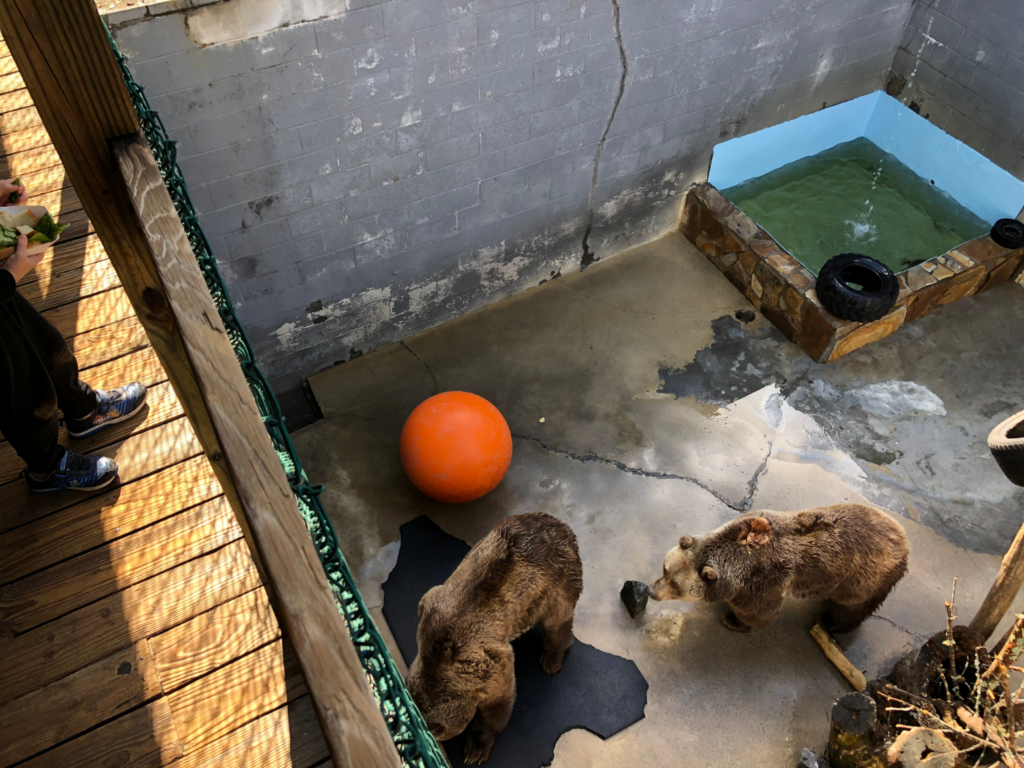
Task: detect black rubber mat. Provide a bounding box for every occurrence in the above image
[382,515,648,768]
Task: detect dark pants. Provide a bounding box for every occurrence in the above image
[1,274,96,473]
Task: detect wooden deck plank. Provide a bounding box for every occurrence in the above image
[0,416,203,535]
[0,69,24,95]
[167,640,307,753]
[150,588,280,694]
[33,184,84,219]
[19,234,110,289]
[0,88,33,118]
[0,496,238,635]
[16,696,184,768]
[172,696,329,768]
[0,455,221,585]
[0,538,261,705]
[0,143,61,178]
[0,641,161,768]
[0,380,184,485]
[70,315,152,370]
[40,285,135,339]
[15,257,121,312]
[0,102,41,137]
[3,159,68,198]
[0,118,50,157]
[0,55,16,76]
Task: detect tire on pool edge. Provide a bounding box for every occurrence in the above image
[989,410,1024,487]
[991,219,1024,250]
[816,253,900,323]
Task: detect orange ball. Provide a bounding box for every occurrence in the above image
[400,391,513,504]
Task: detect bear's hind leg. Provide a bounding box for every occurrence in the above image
[540,600,575,675]
[823,570,904,634]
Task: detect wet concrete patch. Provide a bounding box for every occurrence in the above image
[657,315,809,406]
[656,293,1024,555]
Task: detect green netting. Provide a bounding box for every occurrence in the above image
[104,25,446,768]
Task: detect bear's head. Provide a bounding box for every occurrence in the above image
[648,518,774,602]
[407,586,508,741]
[648,534,719,602]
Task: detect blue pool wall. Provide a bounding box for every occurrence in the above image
[709,91,1024,226]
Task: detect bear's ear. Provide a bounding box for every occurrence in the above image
[738,517,773,548]
[701,565,718,581]
[679,535,695,550]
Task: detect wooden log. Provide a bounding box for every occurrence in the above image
[812,623,867,692]
[885,727,956,768]
[970,521,1024,641]
[828,692,886,768]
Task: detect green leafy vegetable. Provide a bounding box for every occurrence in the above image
[0,225,18,249]
[0,212,68,249]
[8,177,21,205]
[28,213,69,244]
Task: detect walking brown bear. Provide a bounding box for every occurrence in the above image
[407,512,583,764]
[648,504,909,633]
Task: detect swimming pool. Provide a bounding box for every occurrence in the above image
[682,91,1024,363]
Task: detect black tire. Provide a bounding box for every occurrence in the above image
[989,409,1024,487]
[816,253,900,323]
[991,219,1024,250]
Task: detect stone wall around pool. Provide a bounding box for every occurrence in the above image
[680,183,1024,363]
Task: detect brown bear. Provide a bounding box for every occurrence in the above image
[407,512,583,765]
[647,504,908,633]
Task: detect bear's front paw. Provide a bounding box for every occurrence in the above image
[464,732,497,765]
[719,612,752,633]
[540,648,567,675]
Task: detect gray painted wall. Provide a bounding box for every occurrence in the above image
[889,0,1024,184]
[109,0,912,420]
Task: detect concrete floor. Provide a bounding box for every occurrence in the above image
[293,231,1024,768]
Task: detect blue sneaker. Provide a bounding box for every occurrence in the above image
[66,382,148,439]
[26,450,118,493]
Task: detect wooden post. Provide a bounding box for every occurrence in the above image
[969,522,1024,641]
[0,3,402,767]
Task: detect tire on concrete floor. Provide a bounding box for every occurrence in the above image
[989,409,1024,487]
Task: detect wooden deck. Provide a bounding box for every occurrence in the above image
[0,44,331,768]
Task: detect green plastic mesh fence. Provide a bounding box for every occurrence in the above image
[104,24,447,768]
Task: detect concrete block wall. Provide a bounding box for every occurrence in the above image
[109,0,913,421]
[889,0,1024,183]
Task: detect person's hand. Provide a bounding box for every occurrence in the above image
[0,178,27,205]
[1,235,43,283]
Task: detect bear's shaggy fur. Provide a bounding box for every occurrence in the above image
[407,512,583,764]
[648,504,908,633]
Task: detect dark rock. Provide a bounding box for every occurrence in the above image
[620,580,649,618]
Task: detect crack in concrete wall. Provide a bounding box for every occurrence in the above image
[579,0,628,271]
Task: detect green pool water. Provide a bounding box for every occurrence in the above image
[721,137,990,275]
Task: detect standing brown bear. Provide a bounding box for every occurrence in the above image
[407,512,583,765]
[648,504,908,633]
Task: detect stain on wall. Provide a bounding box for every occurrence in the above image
[108,0,915,421]
[888,0,1024,182]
